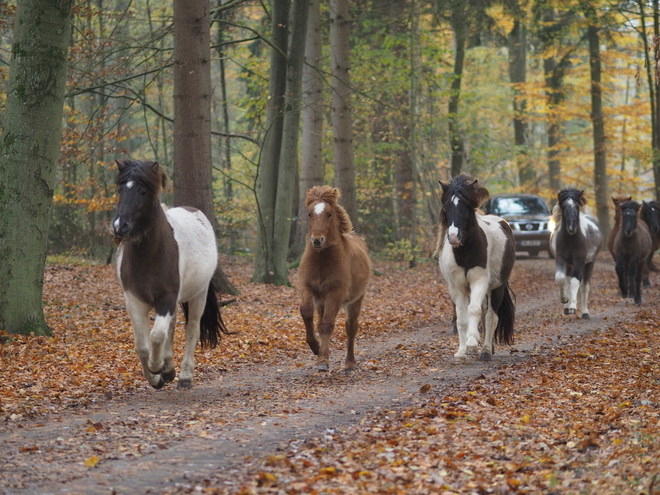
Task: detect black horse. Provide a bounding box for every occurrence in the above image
[549,189,603,319]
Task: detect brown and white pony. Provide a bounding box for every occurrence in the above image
[112,159,229,389]
[550,189,603,318]
[298,186,371,372]
[437,174,516,362]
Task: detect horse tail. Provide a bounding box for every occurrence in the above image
[495,283,515,346]
[181,279,232,350]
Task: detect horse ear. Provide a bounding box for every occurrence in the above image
[152,162,168,191]
[439,180,449,193]
[116,159,127,172]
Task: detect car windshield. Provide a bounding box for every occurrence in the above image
[492,197,549,216]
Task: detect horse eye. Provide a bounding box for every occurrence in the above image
[308,212,311,217]
[327,213,332,218]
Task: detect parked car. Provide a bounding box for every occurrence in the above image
[482,194,554,257]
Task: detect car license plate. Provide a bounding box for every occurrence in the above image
[521,240,542,246]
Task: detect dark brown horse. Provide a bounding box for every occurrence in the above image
[607,195,631,260]
[298,186,371,372]
[112,159,229,389]
[613,200,652,305]
[641,200,660,280]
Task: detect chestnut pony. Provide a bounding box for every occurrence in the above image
[299,186,371,372]
[112,159,229,389]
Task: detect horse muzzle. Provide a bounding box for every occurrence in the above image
[113,216,133,239]
[311,235,325,249]
[447,233,461,247]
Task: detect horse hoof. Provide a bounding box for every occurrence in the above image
[564,308,570,315]
[317,363,329,372]
[162,369,176,384]
[307,342,320,356]
[564,308,576,315]
[479,352,492,362]
[176,378,193,390]
[151,377,165,390]
[581,313,590,320]
[453,354,468,364]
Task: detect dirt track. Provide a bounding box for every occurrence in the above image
[1,255,655,494]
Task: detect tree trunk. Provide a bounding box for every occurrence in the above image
[449,1,467,178]
[173,0,237,295]
[0,0,73,336]
[508,18,533,187]
[330,0,358,224]
[271,0,309,285]
[291,0,324,260]
[585,7,610,240]
[252,0,289,284]
[540,6,565,191]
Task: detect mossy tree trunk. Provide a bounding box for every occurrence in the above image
[0,0,73,336]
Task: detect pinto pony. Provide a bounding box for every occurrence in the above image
[298,186,371,372]
[437,175,516,363]
[112,159,229,389]
[613,200,652,304]
[550,189,603,318]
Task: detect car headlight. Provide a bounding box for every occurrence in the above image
[548,218,556,231]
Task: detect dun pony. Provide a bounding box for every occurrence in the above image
[298,186,371,372]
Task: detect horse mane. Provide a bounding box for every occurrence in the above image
[439,174,489,224]
[435,174,489,255]
[557,188,586,208]
[305,185,353,234]
[116,159,168,193]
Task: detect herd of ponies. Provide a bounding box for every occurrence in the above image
[110,160,660,389]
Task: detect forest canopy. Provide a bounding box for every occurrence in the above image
[0,0,657,262]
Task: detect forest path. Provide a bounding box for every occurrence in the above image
[1,256,653,494]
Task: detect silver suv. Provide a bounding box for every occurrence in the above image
[483,194,554,257]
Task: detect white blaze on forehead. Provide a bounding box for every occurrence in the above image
[113,218,120,229]
[452,195,459,206]
[566,198,575,207]
[313,202,326,215]
[126,180,135,189]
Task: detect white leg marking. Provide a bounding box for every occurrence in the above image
[149,312,174,374]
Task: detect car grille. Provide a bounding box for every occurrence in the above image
[511,221,548,232]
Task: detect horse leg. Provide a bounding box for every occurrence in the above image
[563,260,584,315]
[300,289,319,355]
[465,277,488,357]
[344,295,365,372]
[125,295,167,389]
[177,291,205,389]
[615,255,628,298]
[480,286,505,361]
[157,314,177,385]
[452,292,470,363]
[579,262,595,319]
[634,260,645,305]
[316,297,342,371]
[554,257,569,312]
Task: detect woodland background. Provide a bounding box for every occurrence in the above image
[1,0,659,269]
